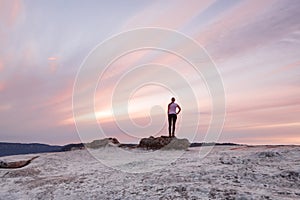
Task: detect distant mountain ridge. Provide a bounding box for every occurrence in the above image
[0,141,240,157]
[0,142,63,157]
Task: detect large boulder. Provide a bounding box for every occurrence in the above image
[138,136,190,150]
[85,138,120,149]
[162,138,190,150]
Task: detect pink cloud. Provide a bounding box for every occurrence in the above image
[196,0,274,45]
[220,81,300,142]
[271,60,300,74]
[48,57,59,73]
[33,80,74,116]
[0,60,4,72]
[222,132,300,145]
[48,57,58,61]
[0,82,5,92]
[0,0,22,27]
[123,0,215,30]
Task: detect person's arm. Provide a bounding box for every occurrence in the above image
[176,105,181,115]
[167,103,170,114]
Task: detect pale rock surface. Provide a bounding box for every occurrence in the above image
[1,145,300,199]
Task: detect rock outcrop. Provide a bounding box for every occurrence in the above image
[162,137,190,150]
[0,156,39,169]
[85,138,120,149]
[138,136,190,150]
[61,143,85,151]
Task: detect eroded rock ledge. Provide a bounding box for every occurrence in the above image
[85,138,120,149]
[0,156,39,169]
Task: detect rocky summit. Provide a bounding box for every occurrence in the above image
[138,136,190,150]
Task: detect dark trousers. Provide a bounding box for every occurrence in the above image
[168,114,177,137]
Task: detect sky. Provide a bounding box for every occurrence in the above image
[0,0,299,145]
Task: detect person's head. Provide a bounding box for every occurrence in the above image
[171,97,175,102]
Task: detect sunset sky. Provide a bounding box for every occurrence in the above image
[0,0,299,145]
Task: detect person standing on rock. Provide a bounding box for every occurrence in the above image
[167,97,181,137]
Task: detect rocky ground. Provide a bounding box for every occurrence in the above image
[0,145,300,199]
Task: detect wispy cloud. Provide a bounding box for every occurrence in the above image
[0,0,23,27]
[0,0,299,144]
[123,0,215,30]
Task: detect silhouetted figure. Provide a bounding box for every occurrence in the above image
[167,97,181,137]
